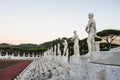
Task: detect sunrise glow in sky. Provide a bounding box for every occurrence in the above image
[0,0,120,44]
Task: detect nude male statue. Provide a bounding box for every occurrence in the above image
[57,43,61,56]
[85,13,96,55]
[63,40,68,56]
[71,30,80,56]
[54,45,56,56]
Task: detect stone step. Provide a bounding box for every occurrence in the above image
[16,58,70,80]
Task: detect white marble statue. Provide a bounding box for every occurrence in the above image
[71,30,80,56]
[49,47,53,55]
[47,48,53,60]
[51,47,54,55]
[63,40,68,56]
[57,43,61,56]
[85,13,96,56]
[0,52,1,59]
[54,45,57,56]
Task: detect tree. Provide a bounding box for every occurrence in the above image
[97,29,120,48]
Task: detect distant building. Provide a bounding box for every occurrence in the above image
[0,43,12,47]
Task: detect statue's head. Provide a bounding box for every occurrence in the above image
[73,30,77,34]
[88,13,94,19]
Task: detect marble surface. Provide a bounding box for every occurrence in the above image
[15,47,120,80]
[110,47,120,52]
[90,51,120,66]
[17,59,70,80]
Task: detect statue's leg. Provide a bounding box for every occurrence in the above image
[63,49,65,56]
[73,44,75,55]
[64,47,67,56]
[77,45,80,55]
[75,45,77,55]
[91,35,95,51]
[74,43,79,55]
[87,35,92,53]
[76,44,79,55]
[66,49,69,56]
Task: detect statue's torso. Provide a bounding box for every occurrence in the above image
[73,34,79,42]
[88,19,96,35]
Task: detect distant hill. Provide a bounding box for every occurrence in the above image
[0,36,102,55]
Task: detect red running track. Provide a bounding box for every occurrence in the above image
[0,60,32,80]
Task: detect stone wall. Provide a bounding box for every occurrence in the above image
[74,52,120,80]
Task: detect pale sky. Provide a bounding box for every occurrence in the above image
[0,0,120,44]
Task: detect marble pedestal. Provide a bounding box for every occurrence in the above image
[47,55,52,60]
[70,55,81,64]
[95,41,100,51]
[68,51,120,80]
[91,51,120,66]
[62,56,68,63]
[52,55,56,60]
[88,51,120,80]
[56,56,62,61]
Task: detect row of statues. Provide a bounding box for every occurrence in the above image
[45,13,96,57]
[62,30,80,56]
[63,13,96,56]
